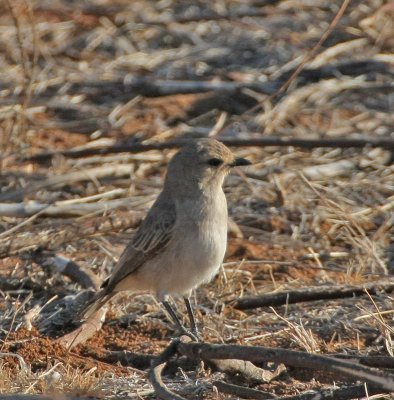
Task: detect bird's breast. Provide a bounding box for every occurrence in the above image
[177,190,228,248]
[155,192,228,296]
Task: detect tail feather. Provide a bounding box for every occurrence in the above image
[76,290,115,322]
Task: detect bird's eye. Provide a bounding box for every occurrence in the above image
[207,158,223,167]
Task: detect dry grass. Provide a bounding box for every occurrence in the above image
[0,0,393,398]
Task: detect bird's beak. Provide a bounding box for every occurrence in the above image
[231,157,251,167]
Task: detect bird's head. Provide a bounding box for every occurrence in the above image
[165,139,251,193]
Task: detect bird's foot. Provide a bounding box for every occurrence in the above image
[177,326,200,342]
[191,327,201,341]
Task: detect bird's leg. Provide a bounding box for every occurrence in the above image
[184,297,200,339]
[162,300,183,331]
[161,300,199,342]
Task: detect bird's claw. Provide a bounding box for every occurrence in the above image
[177,327,200,342]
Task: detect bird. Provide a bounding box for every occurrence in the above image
[77,138,251,339]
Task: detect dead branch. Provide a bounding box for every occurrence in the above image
[93,349,199,373]
[209,358,285,383]
[273,384,383,400]
[74,341,284,383]
[213,380,275,399]
[359,356,394,369]
[0,199,140,217]
[149,339,187,400]
[39,76,271,99]
[0,277,43,294]
[281,60,394,85]
[231,279,394,310]
[92,349,155,370]
[0,164,135,201]
[139,6,275,25]
[0,396,101,400]
[145,341,394,399]
[282,160,355,180]
[25,136,394,163]
[3,59,390,111]
[336,354,394,369]
[177,342,394,391]
[32,253,101,290]
[0,213,143,258]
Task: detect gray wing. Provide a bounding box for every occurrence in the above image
[103,195,176,292]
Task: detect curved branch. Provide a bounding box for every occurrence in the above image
[149,339,187,400]
[150,363,187,400]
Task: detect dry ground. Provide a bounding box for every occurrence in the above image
[0,0,393,398]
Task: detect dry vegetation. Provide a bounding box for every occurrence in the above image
[0,0,394,399]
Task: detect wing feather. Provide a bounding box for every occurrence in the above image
[103,195,176,292]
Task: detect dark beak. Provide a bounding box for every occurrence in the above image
[231,157,251,167]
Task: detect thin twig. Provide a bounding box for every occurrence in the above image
[215,0,353,132]
[273,0,351,97]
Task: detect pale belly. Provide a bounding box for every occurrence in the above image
[115,216,228,299]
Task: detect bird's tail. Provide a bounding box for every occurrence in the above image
[75,289,115,322]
